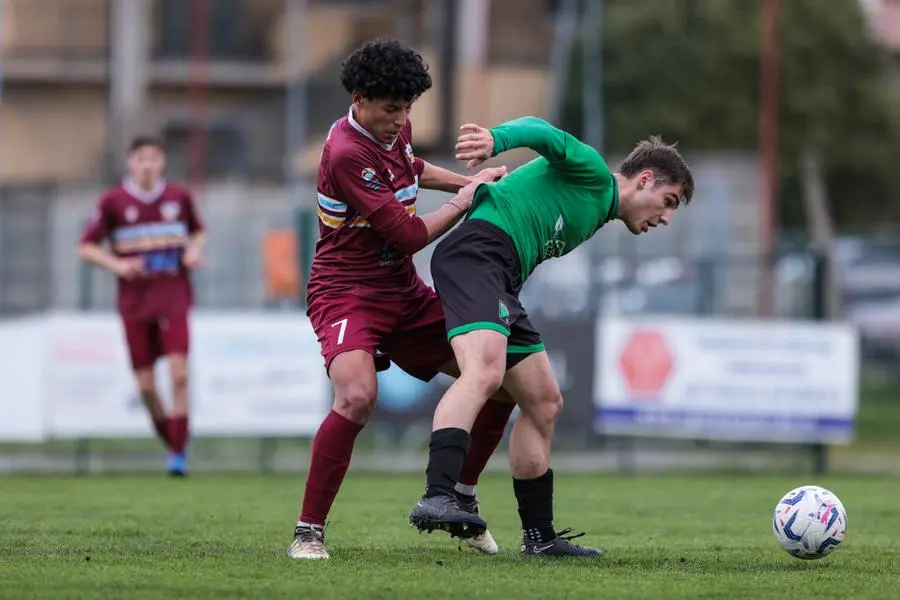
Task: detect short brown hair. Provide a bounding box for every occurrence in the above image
[619,136,694,204]
[128,135,164,154]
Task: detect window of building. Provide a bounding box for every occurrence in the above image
[156,0,268,61]
[161,122,248,179]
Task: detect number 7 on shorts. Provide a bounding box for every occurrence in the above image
[331,318,348,345]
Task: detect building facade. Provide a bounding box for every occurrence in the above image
[0,0,557,184]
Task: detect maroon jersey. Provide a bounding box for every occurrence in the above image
[80,179,204,319]
[308,108,428,301]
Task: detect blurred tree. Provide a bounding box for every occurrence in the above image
[563,0,900,229]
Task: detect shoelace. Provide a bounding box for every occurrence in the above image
[295,525,326,542]
[457,494,479,513]
[436,495,465,510]
[556,527,586,543]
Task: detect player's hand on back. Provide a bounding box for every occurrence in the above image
[450,179,483,212]
[113,257,145,280]
[450,166,505,213]
[456,123,494,169]
[472,166,507,183]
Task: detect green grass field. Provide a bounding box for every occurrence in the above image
[2,472,898,599]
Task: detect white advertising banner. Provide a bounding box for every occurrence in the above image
[594,316,860,444]
[190,312,328,437]
[0,317,46,441]
[45,313,153,438]
[0,311,330,440]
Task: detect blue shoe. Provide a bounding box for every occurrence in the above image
[166,452,187,477]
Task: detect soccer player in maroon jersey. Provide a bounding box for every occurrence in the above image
[78,136,205,477]
[288,40,515,559]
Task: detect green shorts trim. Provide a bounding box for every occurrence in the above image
[447,321,510,340]
[507,343,545,354]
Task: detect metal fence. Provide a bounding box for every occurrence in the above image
[1,173,899,475]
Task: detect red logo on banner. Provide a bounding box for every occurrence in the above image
[619,330,673,396]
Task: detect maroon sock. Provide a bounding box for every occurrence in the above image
[167,415,189,454]
[152,417,171,449]
[299,410,365,526]
[459,399,515,486]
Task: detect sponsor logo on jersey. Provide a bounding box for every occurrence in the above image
[378,241,404,267]
[125,206,139,223]
[405,143,415,163]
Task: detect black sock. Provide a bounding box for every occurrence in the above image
[513,469,555,543]
[424,428,471,498]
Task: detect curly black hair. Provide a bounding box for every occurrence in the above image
[340,39,432,103]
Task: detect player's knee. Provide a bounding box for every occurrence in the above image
[167,359,189,394]
[171,371,188,395]
[333,382,377,424]
[541,389,564,424]
[463,360,506,399]
[520,386,563,430]
[134,368,156,394]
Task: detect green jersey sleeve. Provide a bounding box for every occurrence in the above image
[489,117,612,186]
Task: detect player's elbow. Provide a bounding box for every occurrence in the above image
[508,116,552,132]
[385,219,428,255]
[367,206,429,255]
[389,236,426,256]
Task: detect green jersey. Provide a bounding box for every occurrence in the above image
[468,117,618,281]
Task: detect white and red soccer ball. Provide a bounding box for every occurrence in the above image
[772,485,847,559]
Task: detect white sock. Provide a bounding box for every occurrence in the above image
[297,521,323,530]
[454,482,476,497]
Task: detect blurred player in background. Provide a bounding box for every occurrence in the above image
[409,117,694,556]
[79,136,205,477]
[289,39,513,560]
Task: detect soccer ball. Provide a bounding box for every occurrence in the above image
[772,485,847,559]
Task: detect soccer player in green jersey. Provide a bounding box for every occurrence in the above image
[409,116,694,556]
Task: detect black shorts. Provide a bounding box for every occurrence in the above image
[430,218,544,366]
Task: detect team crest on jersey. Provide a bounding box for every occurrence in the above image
[160,201,181,221]
[542,215,566,259]
[405,143,415,163]
[361,167,381,190]
[124,206,139,223]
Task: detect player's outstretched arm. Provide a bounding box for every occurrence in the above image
[417,166,504,242]
[457,117,567,166]
[368,166,501,250]
[419,161,507,193]
[458,117,611,185]
[419,161,471,192]
[331,147,504,254]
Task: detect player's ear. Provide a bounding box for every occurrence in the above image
[351,91,363,106]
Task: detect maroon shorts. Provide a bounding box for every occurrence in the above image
[308,280,453,382]
[121,313,190,370]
